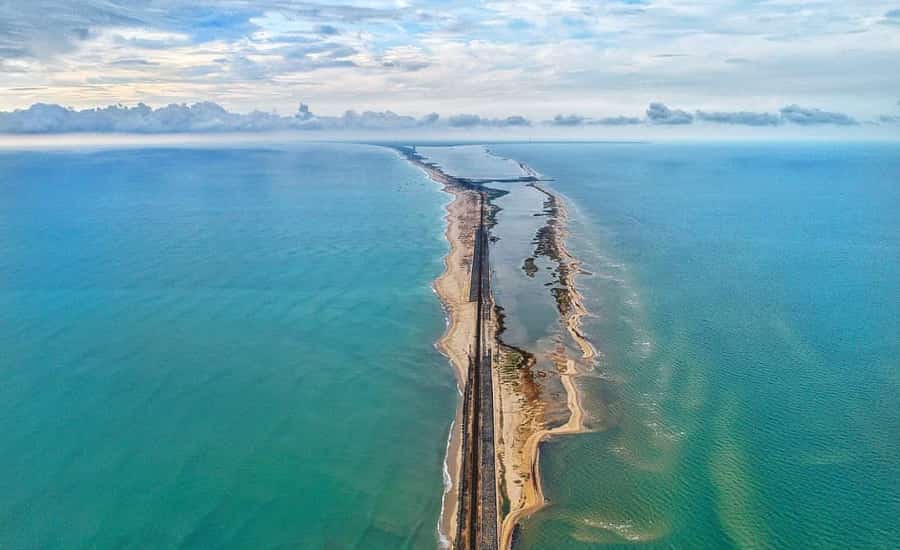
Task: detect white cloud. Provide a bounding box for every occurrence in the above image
[0,0,898,127]
[0,102,464,133]
[1,100,872,134]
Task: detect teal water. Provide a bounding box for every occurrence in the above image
[491,142,900,548]
[3,141,898,549]
[0,144,456,548]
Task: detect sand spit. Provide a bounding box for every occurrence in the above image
[393,146,595,549]
[392,146,487,548]
[496,167,596,550]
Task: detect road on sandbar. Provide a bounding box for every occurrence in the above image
[456,192,498,550]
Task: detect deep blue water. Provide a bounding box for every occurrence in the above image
[492,142,900,548]
[0,144,455,549]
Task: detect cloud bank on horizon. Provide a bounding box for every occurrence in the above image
[1,1,899,134]
[0,101,886,134]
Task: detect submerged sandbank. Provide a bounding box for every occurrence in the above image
[497,176,596,549]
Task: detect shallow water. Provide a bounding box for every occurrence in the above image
[492,142,900,548]
[417,145,525,181]
[0,144,455,549]
[418,145,563,354]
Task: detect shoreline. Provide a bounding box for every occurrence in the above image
[430,184,480,547]
[392,146,485,547]
[496,173,595,549]
[393,145,594,549]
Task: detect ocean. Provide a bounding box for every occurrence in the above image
[491,142,900,548]
[0,144,455,548]
[1,141,897,549]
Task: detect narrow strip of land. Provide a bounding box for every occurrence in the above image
[392,145,563,550]
[456,193,498,550]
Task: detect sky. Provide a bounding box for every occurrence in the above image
[1,1,899,136]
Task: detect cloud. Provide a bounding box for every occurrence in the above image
[315,24,340,36]
[0,100,875,134]
[646,103,693,125]
[548,114,586,126]
[551,104,860,128]
[592,116,642,126]
[547,114,640,126]
[0,1,411,60]
[696,110,781,126]
[447,114,531,127]
[446,114,481,127]
[0,1,897,126]
[879,101,900,123]
[0,1,137,58]
[281,42,357,61]
[109,58,159,67]
[380,45,431,71]
[420,112,440,125]
[553,104,865,128]
[0,102,442,133]
[779,105,858,126]
[882,8,900,25]
[327,109,426,130]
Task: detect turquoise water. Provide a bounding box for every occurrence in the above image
[2,141,898,549]
[492,142,900,548]
[0,144,455,548]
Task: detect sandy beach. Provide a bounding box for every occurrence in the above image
[497,180,595,550]
[433,186,482,546]
[394,147,484,547]
[396,146,594,550]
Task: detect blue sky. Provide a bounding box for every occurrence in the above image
[1,1,899,135]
